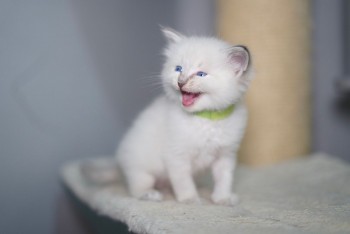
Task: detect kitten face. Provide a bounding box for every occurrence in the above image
[161,27,251,113]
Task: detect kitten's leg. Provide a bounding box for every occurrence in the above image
[211,154,239,206]
[166,160,200,203]
[127,171,163,201]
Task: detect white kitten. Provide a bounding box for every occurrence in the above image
[116,27,253,205]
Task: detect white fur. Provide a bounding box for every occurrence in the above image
[116,27,253,205]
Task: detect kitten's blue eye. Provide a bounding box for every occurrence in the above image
[175,65,183,72]
[196,71,207,77]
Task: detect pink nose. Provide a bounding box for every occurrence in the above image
[178,82,185,89]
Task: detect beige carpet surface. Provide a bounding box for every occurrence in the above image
[62,154,350,234]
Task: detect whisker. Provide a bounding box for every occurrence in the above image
[138,78,165,93]
[135,72,175,94]
[137,74,162,86]
[140,83,164,90]
[136,72,162,80]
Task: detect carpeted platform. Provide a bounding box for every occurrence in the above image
[61,154,350,234]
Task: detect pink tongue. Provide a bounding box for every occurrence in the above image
[182,93,198,107]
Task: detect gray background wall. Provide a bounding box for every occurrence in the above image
[0,0,349,233]
[313,0,350,162]
[0,0,214,233]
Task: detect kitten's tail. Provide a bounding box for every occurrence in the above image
[80,157,121,185]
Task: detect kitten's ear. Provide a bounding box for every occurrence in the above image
[229,45,250,77]
[160,26,184,44]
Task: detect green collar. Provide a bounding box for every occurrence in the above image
[194,104,235,120]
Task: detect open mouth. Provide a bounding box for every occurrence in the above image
[181,91,201,107]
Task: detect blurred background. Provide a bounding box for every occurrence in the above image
[0,0,349,233]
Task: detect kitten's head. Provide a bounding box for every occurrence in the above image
[161,27,253,113]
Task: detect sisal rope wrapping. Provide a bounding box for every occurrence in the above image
[217,0,312,165]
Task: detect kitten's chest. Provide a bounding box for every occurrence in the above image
[185,120,230,170]
[193,121,226,145]
[174,116,233,148]
[167,104,246,150]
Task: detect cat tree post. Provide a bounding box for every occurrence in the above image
[217,0,312,166]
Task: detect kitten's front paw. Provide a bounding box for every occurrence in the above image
[211,193,239,206]
[139,190,163,202]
